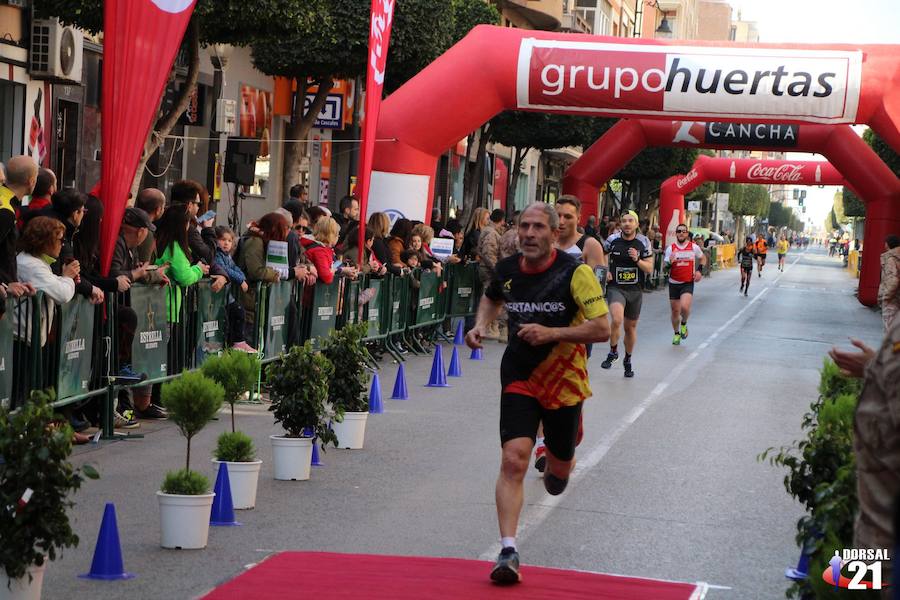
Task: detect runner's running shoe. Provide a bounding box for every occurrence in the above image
[672,333,681,345]
[533,444,546,473]
[490,547,521,584]
[600,351,618,369]
[623,359,634,378]
[680,323,688,339]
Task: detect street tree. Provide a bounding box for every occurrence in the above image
[489,112,602,218]
[863,128,900,177]
[251,0,497,197]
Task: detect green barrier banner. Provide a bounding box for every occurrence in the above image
[57,295,95,400]
[389,276,405,333]
[132,285,170,379]
[264,282,294,359]
[344,280,360,326]
[308,280,341,342]
[365,278,383,338]
[0,298,14,408]
[449,265,476,316]
[415,272,440,326]
[195,281,227,365]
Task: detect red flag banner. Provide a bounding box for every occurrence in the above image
[357,0,396,265]
[98,0,197,274]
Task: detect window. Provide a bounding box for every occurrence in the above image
[0,80,25,164]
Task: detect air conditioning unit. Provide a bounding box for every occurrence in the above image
[30,18,83,83]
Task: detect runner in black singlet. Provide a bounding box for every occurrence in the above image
[466,202,609,585]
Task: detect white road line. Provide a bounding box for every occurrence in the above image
[479,258,784,562]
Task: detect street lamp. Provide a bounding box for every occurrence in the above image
[655,15,672,36]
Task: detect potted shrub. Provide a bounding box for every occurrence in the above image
[202,350,262,508]
[158,371,223,549]
[0,390,98,600]
[212,432,260,509]
[266,341,335,480]
[321,323,370,449]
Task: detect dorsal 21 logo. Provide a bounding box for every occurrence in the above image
[822,549,891,590]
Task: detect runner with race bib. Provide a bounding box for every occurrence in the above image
[601,210,654,378]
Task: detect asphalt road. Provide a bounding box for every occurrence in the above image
[42,245,884,599]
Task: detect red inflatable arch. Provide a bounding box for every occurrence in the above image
[562,120,900,306]
[659,155,844,241]
[371,24,900,224]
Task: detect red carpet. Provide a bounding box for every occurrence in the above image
[203,551,704,599]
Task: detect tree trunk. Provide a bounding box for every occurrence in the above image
[506,146,527,218]
[281,77,331,200]
[460,123,491,228]
[186,437,191,472]
[129,17,201,199]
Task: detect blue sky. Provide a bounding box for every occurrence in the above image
[728,0,899,45]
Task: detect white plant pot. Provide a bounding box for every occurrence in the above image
[331,412,368,449]
[1,564,45,600]
[212,459,263,509]
[270,435,312,481]
[157,491,215,549]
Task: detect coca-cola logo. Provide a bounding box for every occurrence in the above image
[747,163,805,182]
[676,169,700,189]
[518,40,862,124]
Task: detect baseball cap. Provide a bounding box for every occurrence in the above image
[123,207,156,231]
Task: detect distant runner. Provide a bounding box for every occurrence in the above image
[466,202,609,585]
[776,235,789,272]
[754,235,768,277]
[738,237,755,296]
[664,224,706,345]
[601,211,654,378]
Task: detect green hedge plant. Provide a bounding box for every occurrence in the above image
[0,390,99,581]
[161,469,210,496]
[266,341,336,447]
[759,358,862,599]
[161,371,224,494]
[321,323,370,416]
[201,349,259,432]
[214,431,256,463]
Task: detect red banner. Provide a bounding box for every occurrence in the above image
[358,0,396,264]
[98,0,197,274]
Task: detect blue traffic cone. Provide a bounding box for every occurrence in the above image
[79,503,135,580]
[453,320,465,345]
[369,373,384,414]
[210,462,241,527]
[447,346,463,377]
[470,347,484,360]
[311,438,324,467]
[426,345,450,387]
[390,363,408,400]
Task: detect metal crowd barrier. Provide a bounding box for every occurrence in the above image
[2,264,482,420]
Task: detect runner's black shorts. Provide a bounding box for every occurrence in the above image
[606,284,643,320]
[741,265,753,274]
[756,253,767,264]
[500,393,582,461]
[668,281,695,300]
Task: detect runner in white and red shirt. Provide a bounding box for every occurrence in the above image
[663,225,707,345]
